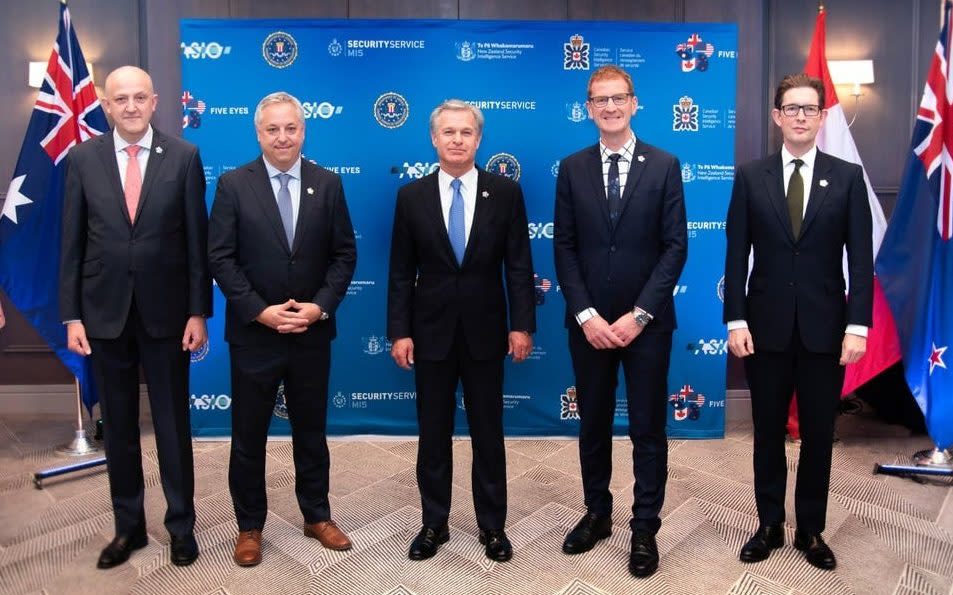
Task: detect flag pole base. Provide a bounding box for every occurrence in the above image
[55,429,101,456]
[912,447,953,469]
[33,457,107,489]
[873,447,953,478]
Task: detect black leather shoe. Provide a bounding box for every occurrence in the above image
[628,531,659,578]
[739,523,784,563]
[478,529,512,562]
[794,530,836,570]
[170,533,199,566]
[562,513,612,555]
[408,525,449,560]
[97,533,148,569]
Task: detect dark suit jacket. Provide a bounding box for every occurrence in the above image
[554,141,687,330]
[208,157,356,347]
[387,168,536,361]
[60,128,211,339]
[723,149,873,354]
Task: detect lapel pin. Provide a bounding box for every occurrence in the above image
[637,155,645,162]
[155,146,163,154]
[307,187,315,195]
[482,190,490,198]
[819,179,828,187]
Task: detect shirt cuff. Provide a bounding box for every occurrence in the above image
[62,320,81,325]
[845,324,868,338]
[575,307,598,326]
[726,319,748,331]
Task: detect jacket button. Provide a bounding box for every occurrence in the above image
[610,245,617,252]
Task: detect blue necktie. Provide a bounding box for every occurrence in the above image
[449,178,466,265]
[276,173,294,248]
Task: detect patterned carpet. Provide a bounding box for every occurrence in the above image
[0,404,951,595]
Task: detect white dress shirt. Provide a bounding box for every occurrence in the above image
[114,125,153,187]
[437,166,477,243]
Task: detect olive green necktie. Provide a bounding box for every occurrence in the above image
[787,158,804,239]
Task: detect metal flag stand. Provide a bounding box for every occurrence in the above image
[874,447,953,479]
[33,379,107,489]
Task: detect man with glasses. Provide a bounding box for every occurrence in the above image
[554,65,687,578]
[724,73,872,570]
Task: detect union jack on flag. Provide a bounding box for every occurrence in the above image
[876,0,953,449]
[0,1,107,411]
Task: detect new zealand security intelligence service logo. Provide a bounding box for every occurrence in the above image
[485,153,521,181]
[189,340,209,363]
[263,31,298,68]
[362,335,391,355]
[563,34,590,70]
[681,163,696,183]
[565,101,588,123]
[673,96,699,132]
[273,381,289,419]
[180,91,205,129]
[669,384,705,421]
[675,33,715,73]
[456,41,476,62]
[374,92,410,129]
[560,386,580,420]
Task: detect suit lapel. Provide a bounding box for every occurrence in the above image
[585,145,611,229]
[248,157,292,253]
[463,169,492,267]
[94,133,131,226]
[762,152,796,244]
[133,128,167,226]
[291,162,317,255]
[800,151,832,238]
[425,172,458,268]
[613,139,648,232]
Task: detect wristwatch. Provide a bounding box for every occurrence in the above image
[319,310,330,321]
[632,308,651,327]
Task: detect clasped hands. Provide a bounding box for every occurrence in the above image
[256,299,323,334]
[581,313,642,349]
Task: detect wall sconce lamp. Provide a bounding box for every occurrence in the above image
[827,59,875,127]
[29,61,95,88]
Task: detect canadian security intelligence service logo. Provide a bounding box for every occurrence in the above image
[333,391,348,408]
[362,335,391,355]
[181,91,206,129]
[681,163,696,183]
[328,38,342,57]
[456,41,476,62]
[560,386,580,420]
[374,92,410,129]
[675,33,715,73]
[565,101,588,123]
[534,273,553,305]
[485,153,521,181]
[274,381,289,419]
[673,96,699,132]
[263,31,298,69]
[669,384,706,421]
[563,34,590,70]
[190,340,209,363]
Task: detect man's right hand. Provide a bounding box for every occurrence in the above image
[256,300,306,333]
[727,328,755,358]
[581,315,626,350]
[66,321,92,356]
[391,337,414,370]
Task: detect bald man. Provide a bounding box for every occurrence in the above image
[60,66,211,569]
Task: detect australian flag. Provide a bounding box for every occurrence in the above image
[0,2,107,412]
[876,1,953,450]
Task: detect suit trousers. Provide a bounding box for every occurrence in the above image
[228,340,332,531]
[569,326,671,534]
[414,326,507,530]
[88,302,194,538]
[744,327,844,534]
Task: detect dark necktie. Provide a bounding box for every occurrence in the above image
[607,153,622,224]
[787,158,804,239]
[276,173,294,248]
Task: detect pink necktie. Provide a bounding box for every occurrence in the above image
[124,145,142,222]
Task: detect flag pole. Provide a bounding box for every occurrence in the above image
[54,377,100,456]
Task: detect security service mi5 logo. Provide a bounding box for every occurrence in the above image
[328,38,343,57]
[669,384,705,421]
[563,34,590,70]
[673,96,699,132]
[675,33,715,73]
[485,153,521,181]
[181,91,205,130]
[263,31,298,69]
[456,41,476,62]
[374,92,410,129]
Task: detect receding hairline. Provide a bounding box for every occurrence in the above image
[104,66,154,95]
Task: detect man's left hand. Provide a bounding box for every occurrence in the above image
[609,313,644,347]
[281,300,322,333]
[840,334,867,366]
[508,331,533,363]
[181,316,208,352]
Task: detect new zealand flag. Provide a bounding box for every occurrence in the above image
[0,2,107,411]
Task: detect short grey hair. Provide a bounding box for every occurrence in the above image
[429,99,484,136]
[254,91,305,127]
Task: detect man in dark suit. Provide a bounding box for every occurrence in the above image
[60,66,211,569]
[554,65,687,578]
[208,92,356,567]
[387,99,535,563]
[724,73,872,571]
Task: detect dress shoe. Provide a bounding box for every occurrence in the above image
[478,529,513,562]
[794,530,837,570]
[233,529,262,567]
[628,531,659,578]
[562,513,612,555]
[304,520,352,551]
[739,523,784,563]
[170,533,199,566]
[408,525,449,560]
[96,533,148,569]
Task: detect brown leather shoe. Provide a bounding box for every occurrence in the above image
[233,529,262,566]
[304,520,352,551]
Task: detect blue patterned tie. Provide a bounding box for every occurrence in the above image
[449,178,466,265]
[276,173,294,249]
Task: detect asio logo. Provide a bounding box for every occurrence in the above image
[560,386,580,420]
[392,161,440,179]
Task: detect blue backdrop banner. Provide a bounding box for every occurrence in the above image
[180,18,737,439]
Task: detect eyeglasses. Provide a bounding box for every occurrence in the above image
[588,93,632,108]
[779,104,822,118]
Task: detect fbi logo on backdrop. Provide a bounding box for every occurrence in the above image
[560,386,580,420]
[563,33,590,70]
[669,384,706,421]
[456,40,476,62]
[485,152,521,181]
[190,340,210,363]
[180,91,205,129]
[374,91,409,128]
[263,31,298,68]
[716,275,726,303]
[672,95,700,131]
[675,33,715,72]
